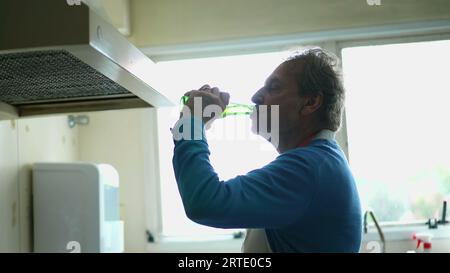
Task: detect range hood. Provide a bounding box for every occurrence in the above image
[0,0,173,119]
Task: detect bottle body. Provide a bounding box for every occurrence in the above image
[180,95,253,117]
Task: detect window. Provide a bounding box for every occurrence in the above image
[155,52,286,239]
[341,39,450,223]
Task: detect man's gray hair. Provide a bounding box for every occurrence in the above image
[286,47,345,131]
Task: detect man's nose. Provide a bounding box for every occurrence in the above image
[251,88,264,105]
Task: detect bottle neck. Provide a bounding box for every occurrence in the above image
[180,96,253,117]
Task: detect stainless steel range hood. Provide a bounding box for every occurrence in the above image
[0,0,173,119]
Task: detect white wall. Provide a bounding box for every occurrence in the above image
[77,108,159,253]
[130,0,450,47]
[0,116,79,252]
[0,109,159,253]
[0,120,20,252]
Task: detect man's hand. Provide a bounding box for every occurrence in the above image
[180,84,230,128]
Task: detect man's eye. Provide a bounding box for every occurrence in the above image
[267,83,280,92]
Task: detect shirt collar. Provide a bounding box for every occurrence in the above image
[313,129,336,141]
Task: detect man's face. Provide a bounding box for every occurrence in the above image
[250,61,304,137]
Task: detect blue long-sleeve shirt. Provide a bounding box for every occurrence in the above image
[172,117,362,253]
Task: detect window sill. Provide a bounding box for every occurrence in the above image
[363,223,450,242]
[147,237,244,253]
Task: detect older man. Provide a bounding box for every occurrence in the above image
[171,48,362,253]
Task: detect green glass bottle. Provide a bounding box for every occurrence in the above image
[180,95,253,118]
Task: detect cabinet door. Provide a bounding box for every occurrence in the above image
[0,120,20,252]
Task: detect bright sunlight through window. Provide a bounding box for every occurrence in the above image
[342,39,450,223]
[155,51,288,239]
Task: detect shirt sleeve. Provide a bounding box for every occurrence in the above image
[172,117,318,229]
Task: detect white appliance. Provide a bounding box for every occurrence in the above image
[33,162,124,253]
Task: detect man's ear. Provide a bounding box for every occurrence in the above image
[300,94,323,115]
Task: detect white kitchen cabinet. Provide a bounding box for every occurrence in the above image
[0,120,20,252]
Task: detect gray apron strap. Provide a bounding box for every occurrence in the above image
[242,229,272,253]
